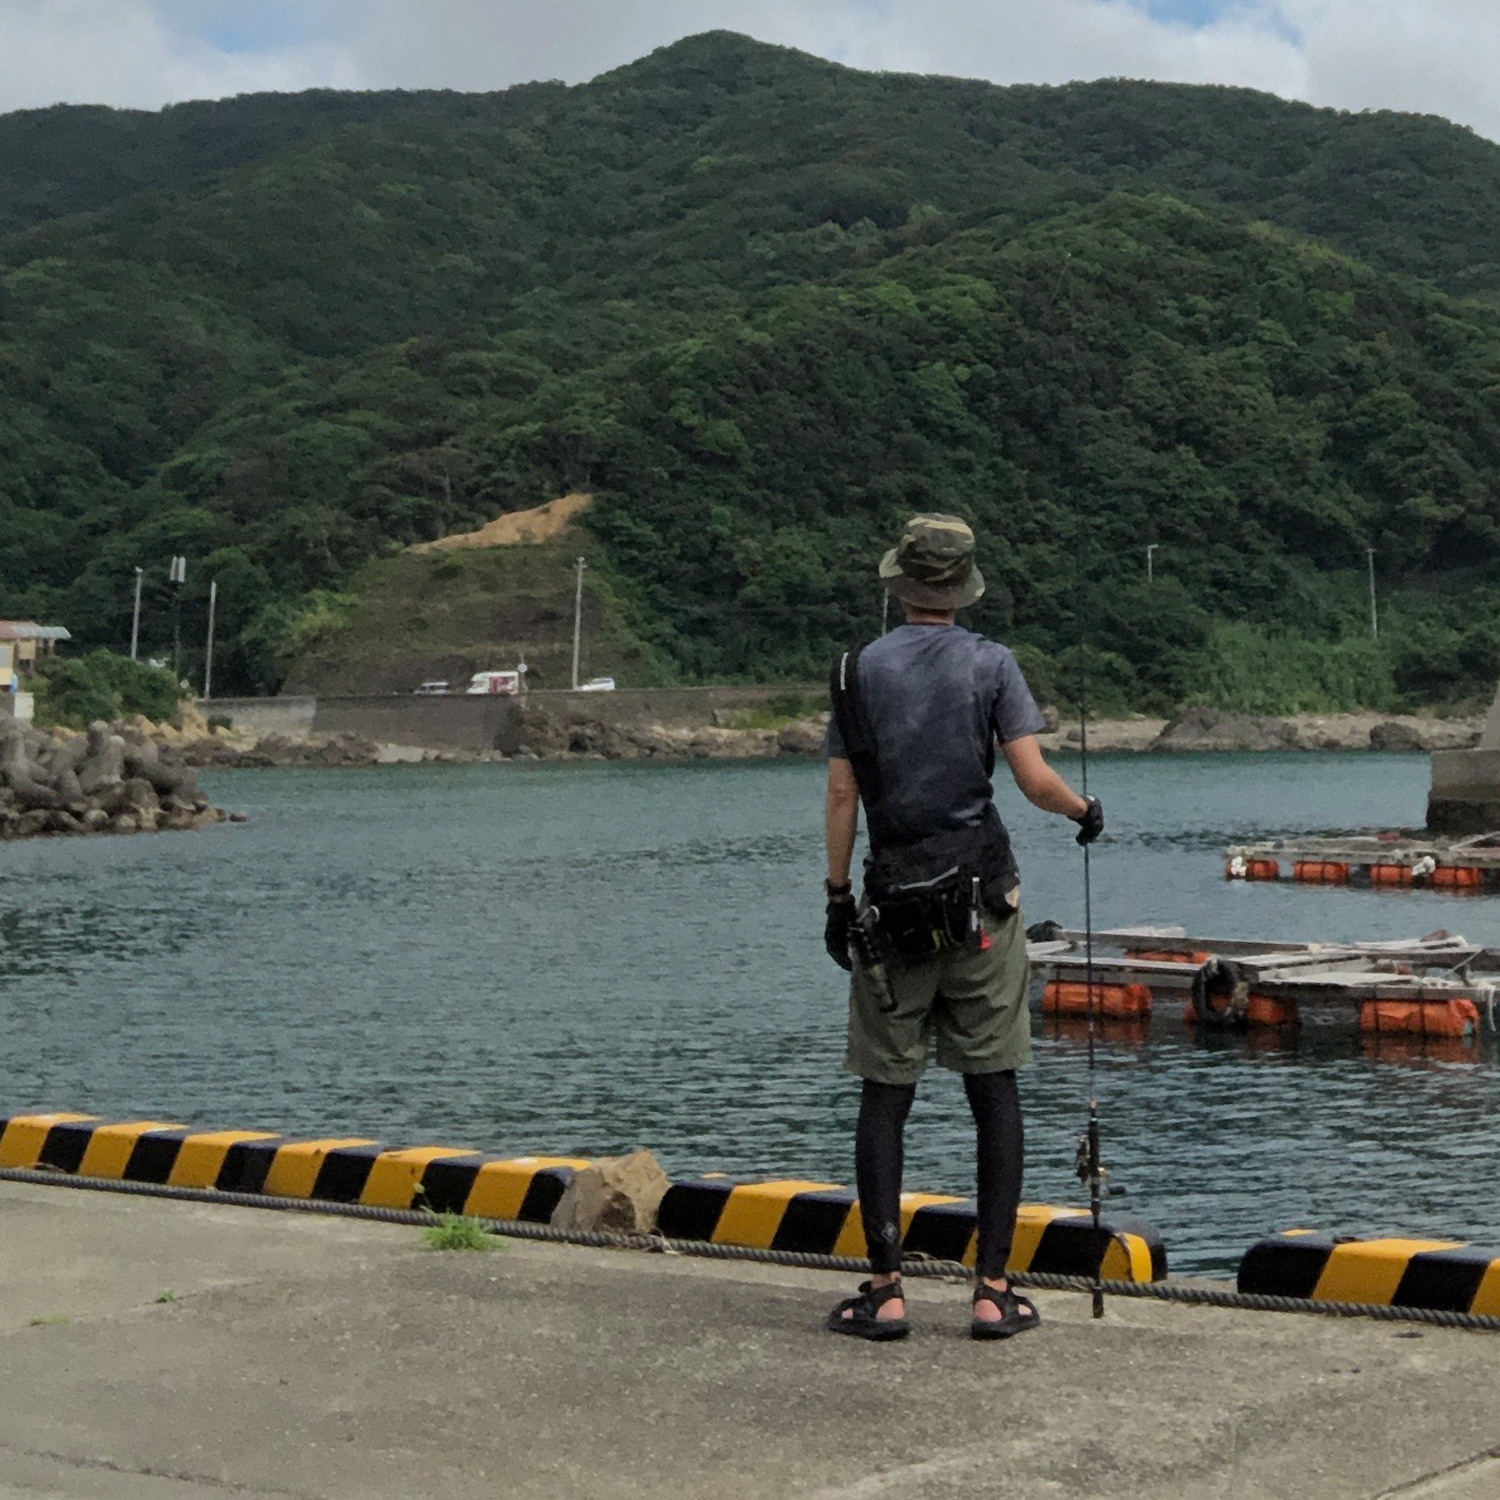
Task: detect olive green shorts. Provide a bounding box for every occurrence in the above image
[844,909,1033,1085]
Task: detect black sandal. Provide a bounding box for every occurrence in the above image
[970,1281,1040,1341]
[826,1279,910,1341]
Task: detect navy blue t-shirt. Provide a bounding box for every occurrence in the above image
[826,624,1045,847]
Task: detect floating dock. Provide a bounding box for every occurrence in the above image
[1027,924,1500,1035]
[1224,831,1500,891]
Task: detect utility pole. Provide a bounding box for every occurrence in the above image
[130,567,144,660]
[1146,544,1159,582]
[881,589,890,634]
[1367,547,1378,640]
[571,555,587,691]
[203,579,218,701]
[169,555,186,680]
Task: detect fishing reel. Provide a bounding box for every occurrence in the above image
[1074,1130,1126,1198]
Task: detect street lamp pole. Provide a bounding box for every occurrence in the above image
[1146,544,1159,582]
[169,555,186,680]
[130,567,143,660]
[571,555,587,691]
[1366,547,1378,641]
[203,579,218,701]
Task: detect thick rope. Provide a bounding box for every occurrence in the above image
[6,1166,1500,1332]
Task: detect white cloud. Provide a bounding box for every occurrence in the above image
[333,0,850,93]
[0,0,353,113]
[1287,0,1500,134]
[838,0,1306,97]
[3,0,1500,145]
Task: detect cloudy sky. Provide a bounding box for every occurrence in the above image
[3,0,1498,142]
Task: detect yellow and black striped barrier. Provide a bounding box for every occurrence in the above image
[1239,1231,1500,1313]
[0,1113,588,1222]
[657,1175,1165,1281]
[0,1112,1165,1282]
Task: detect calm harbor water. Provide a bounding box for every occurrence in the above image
[5,751,1499,1276]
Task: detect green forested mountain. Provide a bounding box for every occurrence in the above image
[0,87,564,239]
[3,31,1500,707]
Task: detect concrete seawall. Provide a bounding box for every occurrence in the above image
[205,685,820,754]
[1428,684,1500,832]
[1429,748,1500,833]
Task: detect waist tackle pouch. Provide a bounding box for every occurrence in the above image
[864,826,1016,960]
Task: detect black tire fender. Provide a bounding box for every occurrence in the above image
[1191,957,1249,1027]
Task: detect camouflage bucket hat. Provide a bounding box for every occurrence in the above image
[878,514,985,610]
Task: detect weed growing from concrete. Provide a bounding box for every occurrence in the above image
[155,1290,177,1304]
[419,1212,500,1252]
[28,1314,67,1327]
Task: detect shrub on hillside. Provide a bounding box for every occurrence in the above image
[1183,624,1396,716]
[33,650,183,729]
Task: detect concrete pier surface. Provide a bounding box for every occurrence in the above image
[3,1182,1499,1500]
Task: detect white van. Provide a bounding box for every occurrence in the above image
[466,671,521,696]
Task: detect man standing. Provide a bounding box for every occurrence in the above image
[823,515,1102,1341]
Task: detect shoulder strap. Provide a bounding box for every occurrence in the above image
[830,642,883,809]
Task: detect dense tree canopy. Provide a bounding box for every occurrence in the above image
[2,31,1499,707]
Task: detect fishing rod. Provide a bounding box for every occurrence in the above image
[1061,272,1105,1320]
[1077,654,1105,1321]
[1038,247,1107,1319]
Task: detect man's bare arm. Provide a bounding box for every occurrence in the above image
[825,756,860,886]
[1001,735,1090,818]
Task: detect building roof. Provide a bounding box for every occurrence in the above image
[0,621,71,642]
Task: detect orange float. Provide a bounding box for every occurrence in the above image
[1430,866,1484,891]
[1368,864,1413,887]
[1358,998,1480,1039]
[1042,981,1152,1019]
[1244,994,1299,1028]
[1293,861,1349,885]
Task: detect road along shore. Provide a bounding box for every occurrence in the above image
[5,1177,1500,1500]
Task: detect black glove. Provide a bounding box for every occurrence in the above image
[1072,794,1104,846]
[824,886,856,971]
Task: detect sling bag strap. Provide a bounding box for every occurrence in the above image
[830,642,916,848]
[829,643,879,806]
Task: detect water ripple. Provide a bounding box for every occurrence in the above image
[2,753,1497,1275]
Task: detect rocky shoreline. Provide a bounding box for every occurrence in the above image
[503,702,1481,761]
[1,700,1477,837]
[0,709,232,840]
[181,703,1485,770]
[1037,706,1483,756]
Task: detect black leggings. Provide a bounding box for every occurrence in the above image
[855,1070,1023,1281]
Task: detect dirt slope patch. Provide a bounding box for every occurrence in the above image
[283,542,652,695]
[411,493,591,552]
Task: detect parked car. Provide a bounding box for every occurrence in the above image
[413,680,449,695]
[579,676,616,692]
[466,671,521,695]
